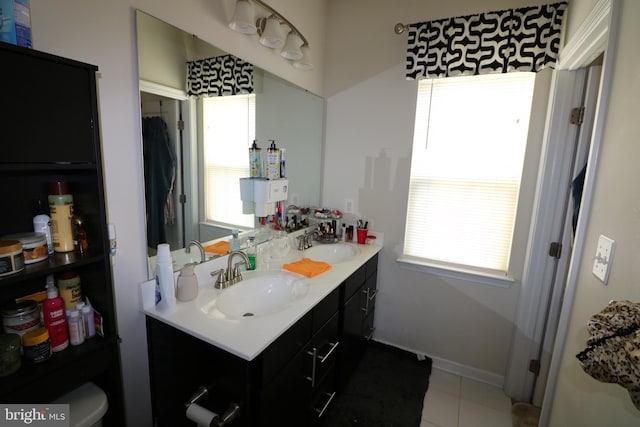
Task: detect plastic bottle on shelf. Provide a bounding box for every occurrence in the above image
[48,181,75,253]
[155,243,176,312]
[81,303,96,339]
[67,309,85,346]
[246,233,256,270]
[33,201,54,255]
[58,271,82,310]
[42,279,69,352]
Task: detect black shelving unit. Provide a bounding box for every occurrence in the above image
[0,41,125,426]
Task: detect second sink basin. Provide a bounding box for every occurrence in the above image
[303,242,358,264]
[202,270,309,320]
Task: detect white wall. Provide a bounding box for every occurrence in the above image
[323,0,555,383]
[28,1,326,426]
[548,0,640,425]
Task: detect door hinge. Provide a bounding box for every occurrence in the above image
[549,241,562,259]
[529,359,541,375]
[570,107,585,125]
[177,120,184,131]
[179,194,187,204]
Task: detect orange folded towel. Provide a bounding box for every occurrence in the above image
[204,241,230,255]
[283,258,332,278]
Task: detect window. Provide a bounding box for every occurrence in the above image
[403,73,536,275]
[202,94,255,228]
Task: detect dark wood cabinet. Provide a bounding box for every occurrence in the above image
[146,254,378,426]
[0,42,125,425]
[339,254,378,390]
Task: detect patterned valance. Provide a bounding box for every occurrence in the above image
[187,54,254,97]
[406,2,568,80]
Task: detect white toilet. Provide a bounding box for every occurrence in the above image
[52,382,108,427]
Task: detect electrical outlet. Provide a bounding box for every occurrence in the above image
[344,198,354,213]
[290,193,299,206]
[592,235,615,284]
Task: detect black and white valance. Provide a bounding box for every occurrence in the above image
[187,54,254,97]
[406,2,568,80]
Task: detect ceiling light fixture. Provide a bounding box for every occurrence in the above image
[228,0,313,70]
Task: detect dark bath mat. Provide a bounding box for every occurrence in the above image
[322,341,432,427]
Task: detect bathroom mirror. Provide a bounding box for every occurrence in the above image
[136,11,323,271]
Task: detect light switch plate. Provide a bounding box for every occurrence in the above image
[592,235,615,284]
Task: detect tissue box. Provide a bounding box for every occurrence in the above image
[0,0,31,48]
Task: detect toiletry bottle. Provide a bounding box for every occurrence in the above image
[33,201,53,255]
[155,243,176,312]
[230,229,241,252]
[246,233,256,270]
[43,281,69,352]
[67,309,85,346]
[48,181,75,253]
[58,271,82,309]
[266,140,280,180]
[72,214,89,254]
[249,140,263,178]
[176,263,198,302]
[279,148,286,178]
[81,303,96,338]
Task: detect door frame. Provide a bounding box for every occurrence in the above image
[504,0,618,406]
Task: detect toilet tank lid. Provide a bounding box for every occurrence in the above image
[52,382,108,427]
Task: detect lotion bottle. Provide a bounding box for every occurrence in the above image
[155,243,176,312]
[43,280,69,352]
[176,263,198,302]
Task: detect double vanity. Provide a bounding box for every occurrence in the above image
[140,235,381,426]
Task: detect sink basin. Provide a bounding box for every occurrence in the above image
[303,243,358,264]
[201,271,309,319]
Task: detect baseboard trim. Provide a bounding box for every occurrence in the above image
[372,338,504,388]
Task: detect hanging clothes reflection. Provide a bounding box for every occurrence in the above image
[142,116,176,249]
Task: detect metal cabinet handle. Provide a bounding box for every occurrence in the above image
[306,347,318,387]
[315,392,336,418]
[362,288,377,314]
[365,326,376,341]
[317,341,339,364]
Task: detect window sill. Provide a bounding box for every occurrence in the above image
[396,256,514,288]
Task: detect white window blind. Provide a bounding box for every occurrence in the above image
[203,94,255,228]
[403,73,536,274]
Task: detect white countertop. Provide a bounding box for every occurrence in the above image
[140,237,382,361]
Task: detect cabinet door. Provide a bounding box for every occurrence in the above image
[0,43,99,163]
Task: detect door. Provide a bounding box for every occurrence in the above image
[531,64,602,405]
[141,93,185,251]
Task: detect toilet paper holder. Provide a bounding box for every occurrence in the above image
[185,385,240,426]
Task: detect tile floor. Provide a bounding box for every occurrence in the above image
[420,368,513,427]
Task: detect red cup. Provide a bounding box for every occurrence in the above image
[356,228,368,244]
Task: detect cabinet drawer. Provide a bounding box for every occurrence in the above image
[307,313,339,389]
[312,287,339,333]
[261,311,312,385]
[366,253,378,279]
[344,264,366,300]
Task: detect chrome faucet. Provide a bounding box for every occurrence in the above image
[297,229,316,251]
[210,250,250,289]
[185,240,206,263]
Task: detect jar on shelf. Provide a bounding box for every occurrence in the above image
[2,300,40,338]
[0,240,24,277]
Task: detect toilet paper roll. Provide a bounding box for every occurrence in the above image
[186,403,220,427]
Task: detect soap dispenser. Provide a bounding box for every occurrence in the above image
[266,140,280,180]
[176,263,198,302]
